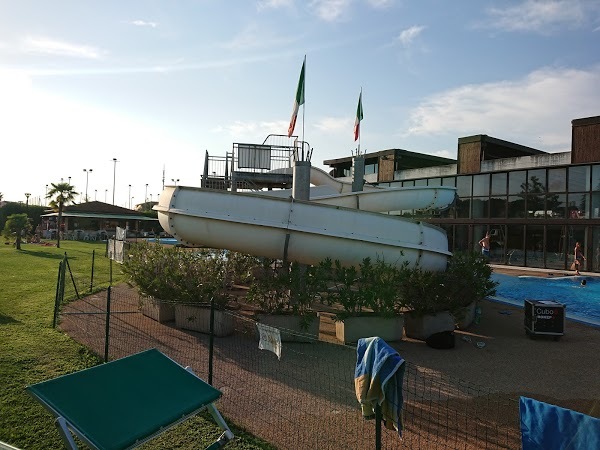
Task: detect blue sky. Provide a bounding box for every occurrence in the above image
[1,0,599,207]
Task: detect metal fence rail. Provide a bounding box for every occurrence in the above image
[55,286,521,450]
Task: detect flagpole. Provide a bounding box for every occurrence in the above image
[358,87,362,155]
[301,56,306,161]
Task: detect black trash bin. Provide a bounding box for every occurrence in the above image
[524,299,565,340]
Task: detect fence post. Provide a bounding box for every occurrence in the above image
[208,297,215,385]
[104,286,112,363]
[64,252,80,299]
[89,249,95,293]
[375,403,382,450]
[109,257,113,286]
[53,260,64,328]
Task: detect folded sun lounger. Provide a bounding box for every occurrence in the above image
[26,348,233,450]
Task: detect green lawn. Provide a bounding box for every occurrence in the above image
[0,240,271,449]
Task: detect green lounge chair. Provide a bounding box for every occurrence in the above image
[27,349,233,449]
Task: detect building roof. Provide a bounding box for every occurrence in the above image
[458,134,546,160]
[323,149,456,169]
[42,201,157,221]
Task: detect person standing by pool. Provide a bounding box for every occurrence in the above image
[573,241,586,275]
[479,232,491,259]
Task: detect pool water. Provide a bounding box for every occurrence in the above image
[491,273,600,324]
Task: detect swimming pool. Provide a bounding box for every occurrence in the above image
[490,273,600,326]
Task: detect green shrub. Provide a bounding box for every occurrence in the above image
[122,243,232,308]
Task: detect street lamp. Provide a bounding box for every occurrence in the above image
[95,189,97,201]
[112,158,118,205]
[83,168,93,202]
[145,184,148,203]
[131,196,135,210]
[25,193,31,213]
[45,184,48,206]
[171,178,179,186]
[128,184,132,208]
[68,176,71,185]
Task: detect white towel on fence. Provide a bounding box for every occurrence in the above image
[257,323,282,360]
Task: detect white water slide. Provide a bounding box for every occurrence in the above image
[156,166,455,271]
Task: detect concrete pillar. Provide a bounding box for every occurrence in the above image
[352,155,365,192]
[292,160,311,200]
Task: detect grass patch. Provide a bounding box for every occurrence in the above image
[0,240,272,449]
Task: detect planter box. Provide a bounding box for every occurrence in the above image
[174,304,234,337]
[335,315,404,345]
[404,311,455,341]
[455,302,477,330]
[140,297,175,323]
[256,312,319,343]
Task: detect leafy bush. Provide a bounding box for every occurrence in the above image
[246,259,327,318]
[325,257,405,319]
[402,251,497,317]
[122,243,232,308]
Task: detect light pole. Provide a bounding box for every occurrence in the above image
[128,185,132,209]
[105,189,108,203]
[150,194,153,202]
[131,196,135,210]
[68,176,71,185]
[171,178,179,186]
[83,168,93,202]
[112,158,118,205]
[25,193,31,213]
[45,184,48,206]
[145,184,148,203]
[95,189,97,201]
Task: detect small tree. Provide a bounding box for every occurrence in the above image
[2,213,31,250]
[46,182,78,248]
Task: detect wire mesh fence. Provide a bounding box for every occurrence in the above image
[55,284,522,450]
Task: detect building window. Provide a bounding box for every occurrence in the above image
[526,169,546,193]
[592,165,600,191]
[546,225,567,270]
[456,198,471,218]
[506,225,524,266]
[402,180,415,187]
[592,192,600,218]
[508,170,527,195]
[442,177,456,187]
[490,196,507,218]
[569,165,590,192]
[525,225,544,268]
[491,173,507,196]
[414,179,427,186]
[456,176,472,197]
[472,197,488,218]
[568,193,589,218]
[508,195,526,218]
[472,174,490,197]
[428,178,441,186]
[547,194,566,218]
[548,168,566,192]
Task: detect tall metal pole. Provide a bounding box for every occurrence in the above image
[112,158,118,205]
[83,168,93,202]
[145,184,148,203]
[128,185,132,208]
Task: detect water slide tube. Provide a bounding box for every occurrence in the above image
[155,186,452,271]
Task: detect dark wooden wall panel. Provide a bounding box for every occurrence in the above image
[458,142,482,174]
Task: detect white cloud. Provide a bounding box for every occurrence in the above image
[314,116,352,132]
[484,0,600,33]
[396,25,425,47]
[406,65,600,151]
[257,0,294,9]
[216,120,289,140]
[221,24,296,50]
[21,37,105,59]
[310,0,351,22]
[130,20,158,28]
[367,0,395,9]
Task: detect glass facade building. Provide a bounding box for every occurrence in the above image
[324,116,600,272]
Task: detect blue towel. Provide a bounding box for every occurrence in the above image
[355,336,405,436]
[520,396,600,450]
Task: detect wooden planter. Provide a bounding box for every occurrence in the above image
[140,296,175,323]
[174,304,234,337]
[335,314,404,345]
[256,312,319,343]
[454,301,477,329]
[404,310,455,341]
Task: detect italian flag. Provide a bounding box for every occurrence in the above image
[354,90,363,141]
[288,57,306,138]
